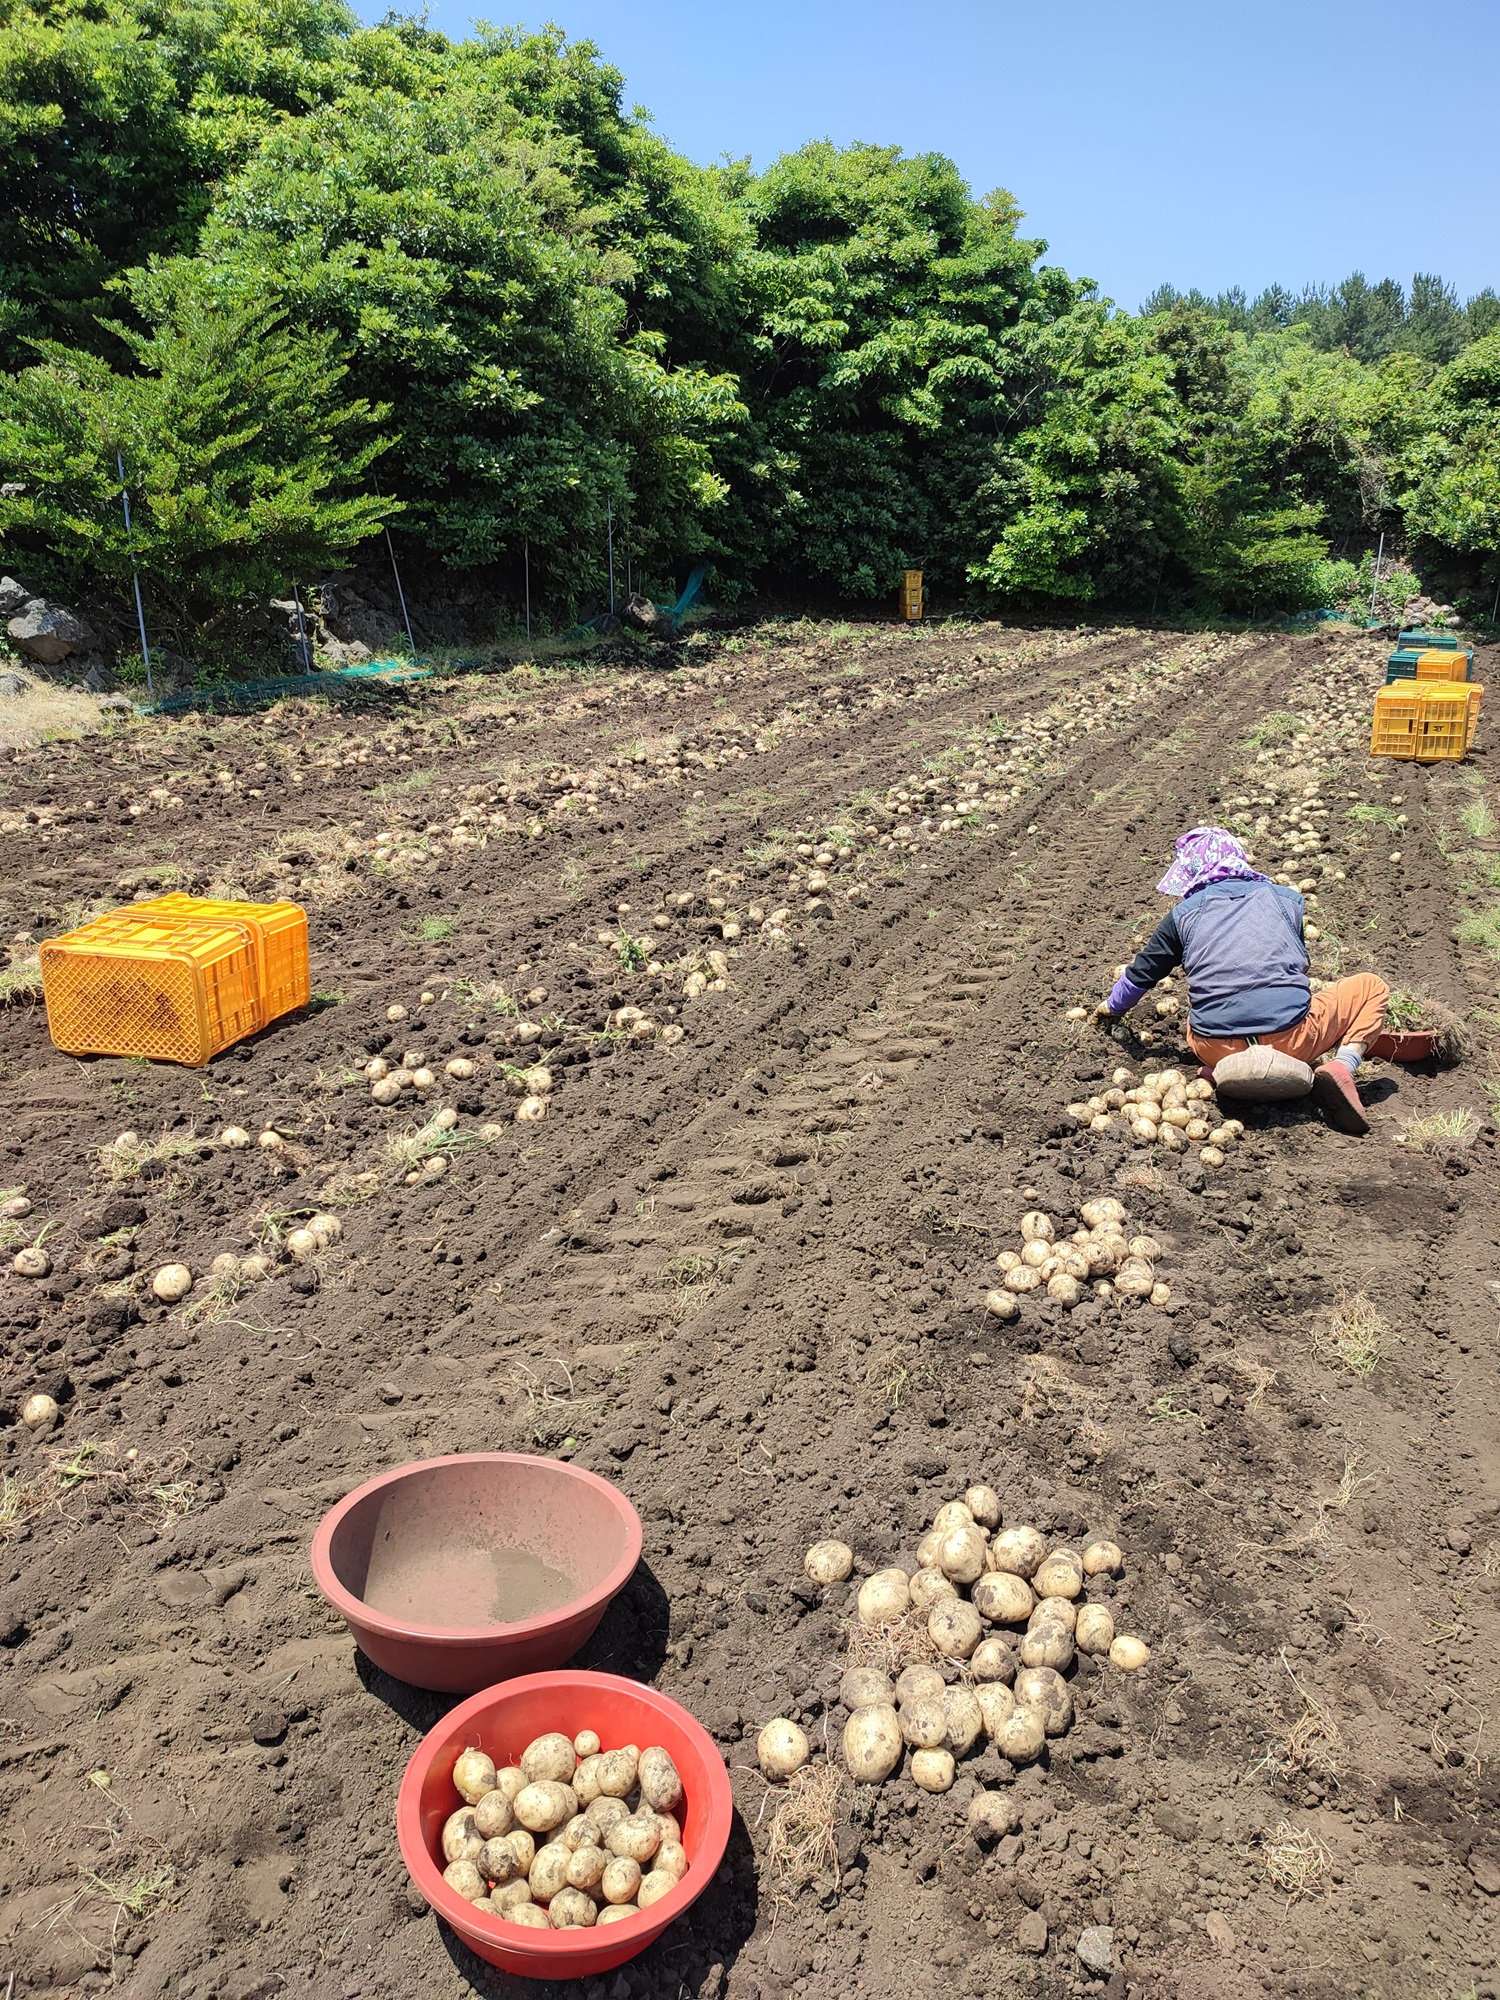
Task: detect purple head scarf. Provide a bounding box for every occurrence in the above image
[1156,825,1266,899]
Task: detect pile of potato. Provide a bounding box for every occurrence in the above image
[983,1198,1168,1320]
[777,1496,1148,1799]
[1064,1066,1242,1168]
[366,1047,483,1107]
[440,1730,689,1930]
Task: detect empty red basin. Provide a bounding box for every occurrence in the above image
[311,1453,643,1692]
[397,1670,733,1978]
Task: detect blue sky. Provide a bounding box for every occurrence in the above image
[355,0,1497,310]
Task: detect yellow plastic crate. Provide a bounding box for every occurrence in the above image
[1370,683,1478,763]
[1416,647,1465,680]
[41,912,264,1065]
[131,894,309,1024]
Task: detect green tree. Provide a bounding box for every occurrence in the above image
[1401,332,1500,569]
[0,262,390,643]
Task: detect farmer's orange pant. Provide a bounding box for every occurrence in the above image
[1187,972,1390,1069]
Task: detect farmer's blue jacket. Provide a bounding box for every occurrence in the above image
[1111,878,1310,1039]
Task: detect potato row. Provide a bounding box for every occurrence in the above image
[441,1730,689,1929]
[1064,1067,1243,1167]
[981,1196,1167,1318]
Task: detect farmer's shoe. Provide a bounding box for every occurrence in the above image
[1311,1058,1370,1136]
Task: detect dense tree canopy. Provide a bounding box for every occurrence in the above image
[0,0,1495,653]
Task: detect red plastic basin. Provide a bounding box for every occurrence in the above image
[397,1669,733,1978]
[310,1453,643,1692]
[1368,1029,1436,1061]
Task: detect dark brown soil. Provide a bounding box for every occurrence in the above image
[2,619,1498,2000]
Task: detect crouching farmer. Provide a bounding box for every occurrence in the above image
[1095,827,1388,1135]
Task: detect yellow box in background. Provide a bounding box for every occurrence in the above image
[900,569,924,620]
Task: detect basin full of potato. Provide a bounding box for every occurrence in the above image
[982,1196,1168,1320]
[439,1729,689,1930]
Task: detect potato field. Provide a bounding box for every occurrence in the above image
[1,618,1499,2000]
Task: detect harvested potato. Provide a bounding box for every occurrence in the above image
[473,1790,514,1840]
[1046,1273,1081,1307]
[968,1791,1021,1843]
[514,1782,578,1833]
[638,1746,683,1814]
[550,1886,598,1928]
[1109,1635,1151,1671]
[478,1838,517,1885]
[572,1754,602,1803]
[1028,1594,1076,1633]
[605,1814,663,1865]
[1082,1539,1123,1576]
[898,1695,948,1750]
[931,1500,974,1532]
[970,1635,1019,1684]
[493,1878,534,1913]
[943,1686,985,1758]
[528,1842,571,1902]
[1019,1239,1052,1269]
[1032,1552,1083,1600]
[935,1521,988,1585]
[655,1839,688,1881]
[561,1816,598,1854]
[443,1858,486,1902]
[521,1733,577,1785]
[635,1868,676,1911]
[997,1705,1046,1765]
[453,1750,499,1805]
[1020,1210,1055,1243]
[857,1568,911,1625]
[501,1830,536,1875]
[1018,1622,1075,1672]
[20,1392,58,1429]
[505,1903,550,1928]
[971,1572,1035,1624]
[1076,1604,1115,1655]
[915,1527,943,1568]
[974,1683,1016,1739]
[911,1748,956,1793]
[909,1568,957,1610]
[595,1747,639,1798]
[573,1729,601,1758]
[757,1719,810,1782]
[151,1262,192,1303]
[1080,1198,1125,1227]
[927,1597,983,1658]
[983,1289,1020,1320]
[965,1484,1001,1530]
[1015,1667,1072,1736]
[601,1856,642,1906]
[804,1539,853,1586]
[895,1663,945,1704]
[994,1250,1022,1272]
[843,1704,903,1783]
[1003,1266,1042,1293]
[989,1525,1047,1577]
[841,1667,895,1710]
[443,1808,484,1864]
[583,1797,630,1839]
[599,1900,644,1922]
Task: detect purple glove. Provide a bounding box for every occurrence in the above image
[1105,974,1147,1017]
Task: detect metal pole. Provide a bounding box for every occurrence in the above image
[292,584,313,674]
[1490,573,1500,631]
[1368,530,1385,623]
[524,537,532,642]
[606,500,615,615]
[384,523,415,653]
[116,452,154,697]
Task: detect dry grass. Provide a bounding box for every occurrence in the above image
[0,951,44,1005]
[0,1439,194,1545]
[0,671,118,753]
[764,1762,848,1891]
[94,1126,200,1186]
[381,1116,487,1177]
[1310,1289,1390,1378]
[1115,1162,1166,1193]
[659,1250,724,1324]
[1228,1352,1279,1408]
[1251,1651,1342,1789]
[842,1609,939,1676]
[1399,1106,1480,1157]
[1017,1356,1108,1455]
[1257,1821,1332,1903]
